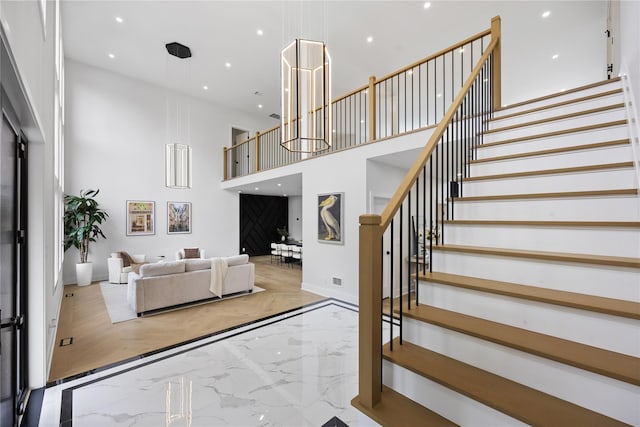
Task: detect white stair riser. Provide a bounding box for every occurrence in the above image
[452,195,640,221]
[470,144,633,176]
[490,92,625,129]
[415,282,639,355]
[476,125,629,160]
[430,251,640,301]
[497,83,623,116]
[444,223,640,257]
[483,108,626,144]
[462,168,636,196]
[402,318,640,426]
[382,360,528,427]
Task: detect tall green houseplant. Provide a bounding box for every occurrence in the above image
[64,189,109,264]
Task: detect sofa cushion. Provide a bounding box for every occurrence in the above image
[140,260,185,278]
[183,248,200,259]
[225,254,249,266]
[184,259,211,272]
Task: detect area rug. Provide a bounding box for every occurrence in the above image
[99,281,265,324]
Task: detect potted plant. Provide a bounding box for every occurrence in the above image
[64,189,109,286]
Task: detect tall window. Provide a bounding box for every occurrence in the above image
[53,0,64,287]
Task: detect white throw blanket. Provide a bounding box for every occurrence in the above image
[209,257,228,297]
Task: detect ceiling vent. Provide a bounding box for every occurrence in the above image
[269,113,281,120]
[165,42,192,59]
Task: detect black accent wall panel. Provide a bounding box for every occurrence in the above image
[240,194,288,256]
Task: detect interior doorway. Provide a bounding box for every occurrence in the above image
[0,100,28,426]
[231,127,250,178]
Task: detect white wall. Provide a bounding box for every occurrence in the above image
[619,0,640,108]
[63,60,274,283]
[288,196,302,241]
[1,0,59,388]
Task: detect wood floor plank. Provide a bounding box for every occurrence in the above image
[48,256,325,383]
[383,339,631,426]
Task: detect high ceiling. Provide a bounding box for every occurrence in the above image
[62,1,607,124]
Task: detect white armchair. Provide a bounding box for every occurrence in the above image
[108,252,146,284]
[175,248,206,260]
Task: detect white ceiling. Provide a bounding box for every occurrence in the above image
[61,1,607,196]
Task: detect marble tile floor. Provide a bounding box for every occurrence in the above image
[39,300,385,426]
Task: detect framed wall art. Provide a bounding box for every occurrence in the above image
[317,193,344,244]
[126,200,155,235]
[167,201,192,234]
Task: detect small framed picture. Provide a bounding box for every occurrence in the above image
[318,193,344,244]
[126,201,155,236]
[167,202,192,234]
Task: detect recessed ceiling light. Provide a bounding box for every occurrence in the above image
[408,70,413,75]
[203,85,208,90]
[459,48,465,53]
[256,29,263,36]
[238,190,242,193]
[560,88,566,92]
[108,53,115,59]
[483,78,489,82]
[258,104,263,109]
[364,90,368,95]
[437,93,442,98]
[366,36,373,43]
[115,16,123,23]
[225,62,231,68]
[552,54,559,60]
[277,183,282,187]
[542,10,551,18]
[424,2,431,9]
[255,187,259,191]
[283,193,287,197]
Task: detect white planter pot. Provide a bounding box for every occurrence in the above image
[76,262,93,286]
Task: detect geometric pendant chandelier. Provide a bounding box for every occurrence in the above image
[281,39,332,153]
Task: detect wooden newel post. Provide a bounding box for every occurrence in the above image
[491,15,502,111]
[223,147,229,180]
[358,213,382,408]
[368,76,377,142]
[255,131,261,172]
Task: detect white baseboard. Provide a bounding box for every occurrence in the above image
[301,281,358,306]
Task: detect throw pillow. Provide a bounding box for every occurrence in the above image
[183,248,200,259]
[118,251,134,267]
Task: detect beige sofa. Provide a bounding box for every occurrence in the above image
[127,255,254,316]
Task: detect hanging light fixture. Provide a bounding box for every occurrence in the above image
[281,38,332,153]
[165,41,193,189]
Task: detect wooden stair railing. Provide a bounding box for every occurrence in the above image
[353,16,502,411]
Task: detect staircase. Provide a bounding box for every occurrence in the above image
[354,78,640,426]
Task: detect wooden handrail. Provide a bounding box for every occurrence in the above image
[375,28,491,85]
[379,37,498,230]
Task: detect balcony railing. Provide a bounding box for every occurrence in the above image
[223,27,494,180]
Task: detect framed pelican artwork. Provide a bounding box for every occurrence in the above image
[317,193,344,244]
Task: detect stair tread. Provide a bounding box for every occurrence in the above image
[417,271,640,320]
[400,304,640,384]
[478,120,627,148]
[492,88,624,122]
[444,219,640,228]
[485,103,625,134]
[496,77,622,112]
[451,188,638,202]
[383,339,630,426]
[471,138,630,163]
[351,386,458,427]
[464,161,634,181]
[433,244,640,268]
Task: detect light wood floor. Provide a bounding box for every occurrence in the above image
[48,256,325,383]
